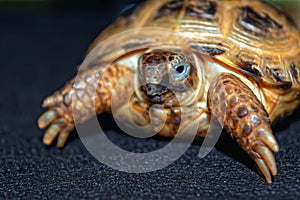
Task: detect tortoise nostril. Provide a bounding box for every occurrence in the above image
[142,84,153,94]
[146,86,153,93]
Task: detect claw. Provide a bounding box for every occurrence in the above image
[56,126,73,148]
[260,130,279,152]
[254,145,277,176]
[42,96,57,107]
[38,110,57,129]
[43,124,63,145]
[254,158,272,184]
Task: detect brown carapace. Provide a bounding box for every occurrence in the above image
[38,0,300,183]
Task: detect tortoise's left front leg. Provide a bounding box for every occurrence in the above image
[207,73,279,183]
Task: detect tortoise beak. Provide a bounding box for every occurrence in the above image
[142,83,171,103]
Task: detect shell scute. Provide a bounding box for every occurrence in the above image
[154,0,184,19]
[238,6,283,36]
[185,0,217,20]
[290,64,300,84]
[88,0,300,90]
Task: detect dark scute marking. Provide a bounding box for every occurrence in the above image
[191,45,225,56]
[278,82,292,90]
[185,1,217,19]
[237,105,248,118]
[266,67,283,82]
[290,64,299,83]
[201,46,225,56]
[266,67,292,90]
[241,62,262,77]
[155,0,184,18]
[239,6,283,35]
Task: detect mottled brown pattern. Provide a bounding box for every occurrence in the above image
[239,6,283,35]
[154,0,184,19]
[265,67,292,90]
[38,64,130,147]
[290,64,300,84]
[190,45,225,56]
[240,61,262,77]
[38,0,300,184]
[208,73,278,183]
[185,0,217,20]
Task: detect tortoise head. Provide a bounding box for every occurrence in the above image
[137,49,200,105]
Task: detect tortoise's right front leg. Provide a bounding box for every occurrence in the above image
[38,64,131,147]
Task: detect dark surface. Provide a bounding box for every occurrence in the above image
[1,3,300,200]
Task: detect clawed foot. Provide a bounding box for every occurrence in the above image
[38,95,74,148]
[250,130,279,183]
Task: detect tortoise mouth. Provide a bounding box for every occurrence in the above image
[142,83,171,104]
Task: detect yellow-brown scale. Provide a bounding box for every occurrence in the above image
[208,73,279,183]
[38,64,130,147]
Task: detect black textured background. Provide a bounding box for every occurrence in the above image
[1,1,299,199]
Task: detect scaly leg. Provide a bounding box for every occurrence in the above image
[38,64,131,147]
[207,73,279,183]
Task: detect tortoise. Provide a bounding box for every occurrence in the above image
[37,0,300,183]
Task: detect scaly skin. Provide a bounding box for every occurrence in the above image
[38,64,130,147]
[38,50,282,184]
[208,73,279,183]
[37,0,300,184]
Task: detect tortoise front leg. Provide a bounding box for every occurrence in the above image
[38,64,131,147]
[207,73,279,183]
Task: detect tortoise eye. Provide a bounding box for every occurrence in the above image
[172,61,190,81]
[175,65,185,73]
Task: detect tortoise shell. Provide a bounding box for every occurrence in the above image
[37,0,300,183]
[88,0,300,91]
